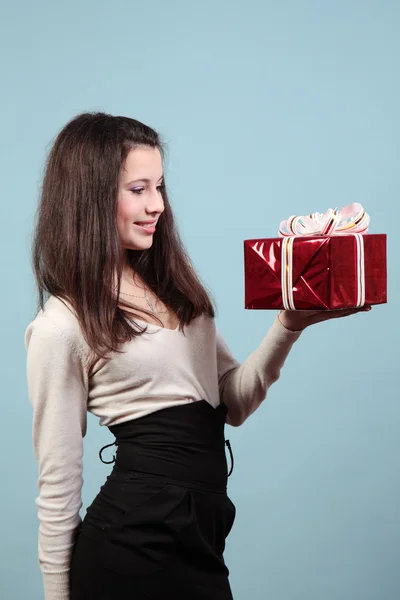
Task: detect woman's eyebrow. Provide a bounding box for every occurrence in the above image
[126,175,164,186]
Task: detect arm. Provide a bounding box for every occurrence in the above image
[216,315,301,426]
[25,314,88,600]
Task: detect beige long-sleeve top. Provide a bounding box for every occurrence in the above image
[24,295,301,600]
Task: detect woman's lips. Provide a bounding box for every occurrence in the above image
[134,223,156,234]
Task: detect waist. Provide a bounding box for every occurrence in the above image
[101,400,231,491]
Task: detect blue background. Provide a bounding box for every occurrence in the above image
[1,1,399,598]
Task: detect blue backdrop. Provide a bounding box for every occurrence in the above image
[2,1,399,598]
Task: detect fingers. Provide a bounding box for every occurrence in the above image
[309,305,372,324]
[361,304,372,312]
[328,305,372,319]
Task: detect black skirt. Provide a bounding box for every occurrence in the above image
[69,400,236,599]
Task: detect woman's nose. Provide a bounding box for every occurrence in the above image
[146,189,164,214]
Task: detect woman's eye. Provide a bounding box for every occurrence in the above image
[130,185,164,195]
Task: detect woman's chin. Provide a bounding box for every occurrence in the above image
[124,238,154,251]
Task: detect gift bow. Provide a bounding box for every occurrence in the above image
[279,202,370,237]
[278,203,369,310]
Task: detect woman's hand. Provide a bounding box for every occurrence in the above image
[278,305,372,332]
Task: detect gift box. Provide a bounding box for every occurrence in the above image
[244,203,387,310]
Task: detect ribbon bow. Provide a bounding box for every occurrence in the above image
[279,202,370,237]
[278,203,369,310]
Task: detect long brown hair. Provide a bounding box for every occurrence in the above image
[31,111,216,365]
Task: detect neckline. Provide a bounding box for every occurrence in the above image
[49,295,181,332]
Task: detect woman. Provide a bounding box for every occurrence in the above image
[24,112,370,600]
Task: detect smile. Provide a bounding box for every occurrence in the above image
[134,223,156,234]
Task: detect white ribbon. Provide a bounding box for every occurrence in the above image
[279,202,370,237]
[279,203,369,310]
[281,236,295,310]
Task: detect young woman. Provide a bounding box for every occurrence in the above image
[24,112,370,600]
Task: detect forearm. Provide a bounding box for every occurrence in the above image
[42,571,71,600]
[221,317,301,426]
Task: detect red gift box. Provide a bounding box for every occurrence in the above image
[244,205,387,311]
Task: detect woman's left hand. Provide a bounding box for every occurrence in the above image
[278,305,372,332]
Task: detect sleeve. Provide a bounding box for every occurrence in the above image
[25,315,88,600]
[216,316,302,426]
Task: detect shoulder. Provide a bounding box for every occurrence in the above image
[24,295,88,361]
[189,312,217,335]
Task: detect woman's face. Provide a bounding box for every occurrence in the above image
[117,146,165,252]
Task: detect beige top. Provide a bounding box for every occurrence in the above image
[24,294,301,600]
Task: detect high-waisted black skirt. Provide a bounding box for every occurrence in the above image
[69,400,236,599]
